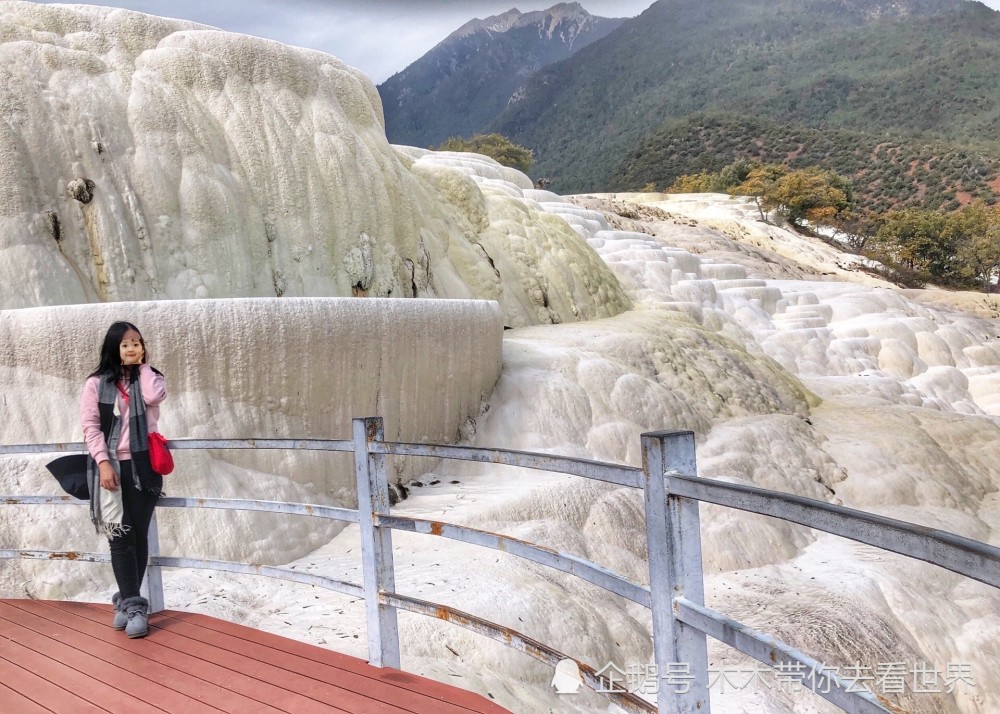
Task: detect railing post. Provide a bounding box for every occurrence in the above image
[641,429,710,714]
[353,416,401,669]
[143,511,165,614]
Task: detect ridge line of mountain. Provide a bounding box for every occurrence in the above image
[380,0,1000,207]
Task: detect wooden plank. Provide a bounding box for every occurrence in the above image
[2,601,511,714]
[34,601,394,714]
[153,612,488,714]
[158,610,510,714]
[0,655,108,714]
[62,602,488,714]
[4,601,284,714]
[125,619,405,713]
[0,682,58,714]
[0,602,217,714]
[0,623,162,713]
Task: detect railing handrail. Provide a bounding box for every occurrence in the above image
[0,438,355,455]
[372,440,644,488]
[669,472,1000,589]
[8,438,994,589]
[0,548,365,598]
[377,513,652,607]
[1,495,360,522]
[2,423,998,714]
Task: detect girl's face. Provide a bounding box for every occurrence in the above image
[120,329,144,366]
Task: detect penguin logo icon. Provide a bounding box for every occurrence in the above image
[551,658,583,694]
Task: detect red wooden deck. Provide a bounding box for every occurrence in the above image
[0,599,511,714]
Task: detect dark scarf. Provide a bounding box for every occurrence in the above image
[87,369,162,534]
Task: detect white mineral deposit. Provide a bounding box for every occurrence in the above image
[0,4,997,714]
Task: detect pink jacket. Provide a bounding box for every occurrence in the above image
[80,364,167,464]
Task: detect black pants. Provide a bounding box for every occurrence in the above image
[108,460,159,599]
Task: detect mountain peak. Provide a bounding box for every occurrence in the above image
[448,3,592,41]
[450,8,524,39]
[538,2,589,21]
[379,2,622,148]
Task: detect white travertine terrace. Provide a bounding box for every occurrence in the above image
[0,296,502,600]
[0,3,998,713]
[0,1,629,327]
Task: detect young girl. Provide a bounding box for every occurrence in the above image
[80,321,167,638]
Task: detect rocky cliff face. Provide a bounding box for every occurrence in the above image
[377,2,623,147]
[0,1,629,328]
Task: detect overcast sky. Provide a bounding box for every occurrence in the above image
[33,0,1000,84]
[32,1,653,83]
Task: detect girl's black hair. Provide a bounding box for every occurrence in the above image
[89,321,163,382]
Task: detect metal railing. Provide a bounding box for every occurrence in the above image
[3,416,999,714]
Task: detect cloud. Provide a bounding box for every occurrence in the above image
[26,0,1000,84]
[29,0,653,82]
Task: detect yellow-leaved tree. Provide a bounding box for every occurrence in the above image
[734,165,852,228]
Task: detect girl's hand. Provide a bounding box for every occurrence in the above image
[98,461,118,491]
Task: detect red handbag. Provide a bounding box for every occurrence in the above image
[148,432,174,475]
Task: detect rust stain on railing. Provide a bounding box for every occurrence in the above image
[47,552,79,560]
[394,593,654,713]
[875,694,909,714]
[4,496,76,504]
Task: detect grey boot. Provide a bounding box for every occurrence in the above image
[111,592,127,630]
[121,596,149,639]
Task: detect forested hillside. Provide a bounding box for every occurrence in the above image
[611,114,1000,211]
[486,0,1000,192]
